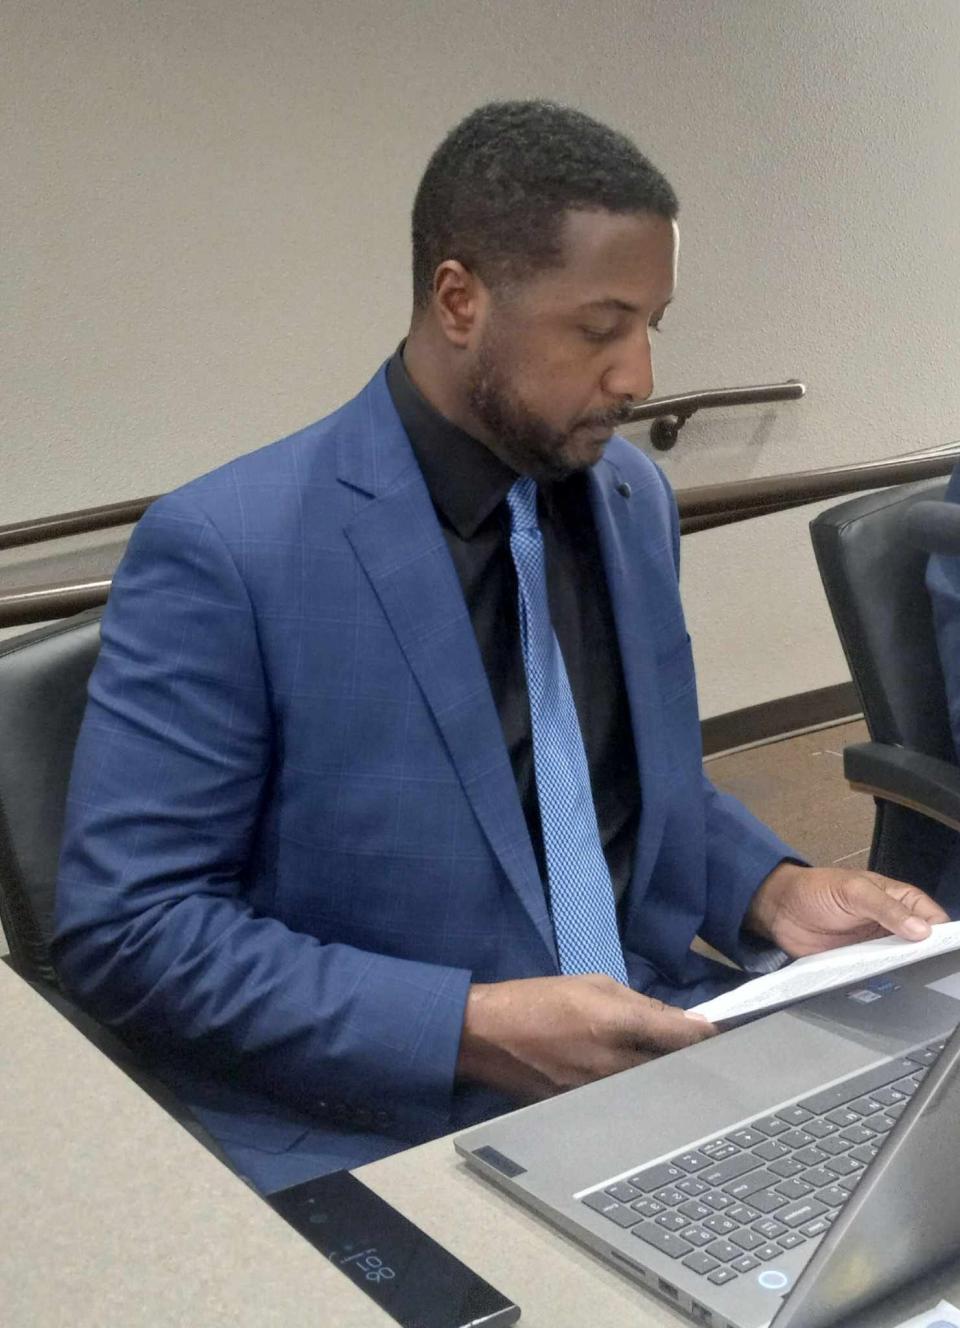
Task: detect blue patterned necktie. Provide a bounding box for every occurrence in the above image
[506,476,629,984]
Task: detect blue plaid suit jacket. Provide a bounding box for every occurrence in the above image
[54,363,793,1192]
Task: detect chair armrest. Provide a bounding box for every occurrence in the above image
[844,741,960,833]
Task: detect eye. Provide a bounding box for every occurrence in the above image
[579,326,618,344]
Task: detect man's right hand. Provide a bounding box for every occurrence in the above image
[455,974,716,1103]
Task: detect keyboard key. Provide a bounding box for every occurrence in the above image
[630,1163,685,1193]
[776,1105,814,1126]
[753,1115,790,1137]
[631,1223,692,1259]
[801,1217,831,1238]
[907,1047,941,1067]
[888,1101,908,1120]
[656,1212,690,1232]
[794,1145,828,1168]
[708,1266,738,1285]
[754,1139,790,1162]
[804,1118,838,1138]
[684,1226,714,1247]
[779,1128,814,1149]
[840,1124,875,1146]
[682,1251,720,1276]
[869,1086,906,1107]
[825,1155,861,1177]
[837,1174,861,1194]
[825,1108,861,1129]
[703,1214,737,1236]
[706,1240,740,1263]
[754,1243,783,1262]
[704,1190,736,1210]
[779,1230,807,1250]
[605,1181,640,1203]
[865,1112,897,1134]
[817,1185,850,1209]
[602,1203,643,1228]
[803,1167,836,1189]
[849,1144,879,1166]
[769,1157,805,1179]
[701,1141,740,1161]
[728,1128,766,1148]
[679,1201,712,1223]
[780,1199,828,1228]
[726,1204,759,1225]
[731,1229,764,1251]
[747,1189,788,1214]
[732,1254,760,1273]
[726,1169,781,1199]
[817,1135,852,1157]
[754,1218,788,1240]
[675,1151,712,1173]
[800,1059,918,1115]
[655,1187,687,1207]
[702,1154,762,1188]
[630,1198,664,1218]
[775,1178,813,1201]
[582,1193,624,1216]
[677,1177,709,1197]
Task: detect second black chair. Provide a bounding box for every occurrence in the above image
[810,477,960,897]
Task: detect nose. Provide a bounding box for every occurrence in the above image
[600,329,654,404]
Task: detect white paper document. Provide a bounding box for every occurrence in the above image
[691,921,960,1025]
[893,1299,960,1328]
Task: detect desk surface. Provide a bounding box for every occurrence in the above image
[2,960,958,1328]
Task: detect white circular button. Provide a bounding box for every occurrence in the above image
[758,1270,790,1291]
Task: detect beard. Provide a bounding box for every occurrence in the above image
[466,333,634,483]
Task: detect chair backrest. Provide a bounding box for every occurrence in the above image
[809,478,952,760]
[0,609,102,983]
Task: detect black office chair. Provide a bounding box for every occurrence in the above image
[0,609,238,1169]
[810,478,960,897]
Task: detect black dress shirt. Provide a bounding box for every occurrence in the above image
[386,350,641,906]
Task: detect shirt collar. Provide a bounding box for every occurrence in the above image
[386,346,517,539]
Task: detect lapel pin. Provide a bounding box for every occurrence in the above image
[616,481,632,499]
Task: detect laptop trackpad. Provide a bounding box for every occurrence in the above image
[795,960,960,1054]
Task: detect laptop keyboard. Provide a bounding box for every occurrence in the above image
[580,1038,945,1289]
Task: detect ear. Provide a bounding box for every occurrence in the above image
[431,260,487,348]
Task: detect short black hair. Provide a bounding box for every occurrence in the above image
[411,100,678,309]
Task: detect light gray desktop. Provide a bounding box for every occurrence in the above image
[3,957,960,1328]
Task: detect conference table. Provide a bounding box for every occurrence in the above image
[1,958,957,1327]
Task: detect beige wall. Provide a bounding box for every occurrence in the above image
[4,0,960,715]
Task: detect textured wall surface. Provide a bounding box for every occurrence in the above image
[4,0,959,714]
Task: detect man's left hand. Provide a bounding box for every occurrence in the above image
[746,862,950,958]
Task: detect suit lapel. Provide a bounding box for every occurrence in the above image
[338,369,557,965]
[589,460,669,912]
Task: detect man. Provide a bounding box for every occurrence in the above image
[54,101,946,1194]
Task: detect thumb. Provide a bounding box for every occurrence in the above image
[844,875,931,942]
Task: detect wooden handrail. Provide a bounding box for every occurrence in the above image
[2,442,959,629]
[0,380,808,553]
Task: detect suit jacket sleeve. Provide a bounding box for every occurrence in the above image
[53,490,472,1142]
[654,463,804,970]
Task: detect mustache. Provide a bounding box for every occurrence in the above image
[579,403,637,430]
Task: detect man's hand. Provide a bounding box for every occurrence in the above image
[456,974,715,1103]
[746,862,950,958]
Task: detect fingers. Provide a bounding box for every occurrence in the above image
[840,872,941,941]
[616,991,718,1056]
[863,873,950,927]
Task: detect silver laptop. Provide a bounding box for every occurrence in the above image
[456,948,960,1328]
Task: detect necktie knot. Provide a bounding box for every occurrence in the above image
[506,477,539,534]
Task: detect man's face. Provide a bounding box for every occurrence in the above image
[466,210,678,481]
